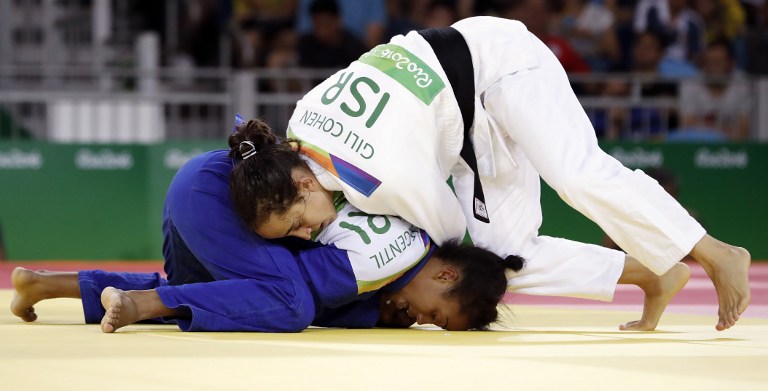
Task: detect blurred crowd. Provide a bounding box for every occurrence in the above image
[129,0,768,140]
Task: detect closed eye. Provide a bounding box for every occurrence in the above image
[284,221,299,237]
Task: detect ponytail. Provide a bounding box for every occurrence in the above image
[228,119,280,160]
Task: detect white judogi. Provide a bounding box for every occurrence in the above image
[289,17,705,301]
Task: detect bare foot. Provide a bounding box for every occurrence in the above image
[698,245,751,331]
[11,267,42,322]
[100,287,140,333]
[620,262,690,331]
[10,267,80,322]
[100,287,178,333]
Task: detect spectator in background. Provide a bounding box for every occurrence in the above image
[593,31,679,139]
[694,0,745,43]
[693,0,747,67]
[262,28,302,92]
[588,77,632,140]
[631,30,680,136]
[678,38,750,140]
[741,0,765,28]
[385,0,423,39]
[386,0,460,37]
[233,0,298,67]
[553,0,621,71]
[132,0,227,70]
[419,0,459,28]
[612,0,641,72]
[502,0,591,73]
[633,30,673,77]
[297,0,367,68]
[296,0,388,48]
[181,0,233,67]
[452,0,517,17]
[634,0,704,73]
[130,0,169,60]
[745,0,768,75]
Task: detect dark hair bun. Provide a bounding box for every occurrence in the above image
[228,119,278,159]
[504,254,525,272]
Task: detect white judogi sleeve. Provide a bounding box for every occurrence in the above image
[314,203,432,294]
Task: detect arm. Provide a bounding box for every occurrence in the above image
[163,151,338,284]
[300,202,433,308]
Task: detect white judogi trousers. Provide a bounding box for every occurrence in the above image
[448,17,705,300]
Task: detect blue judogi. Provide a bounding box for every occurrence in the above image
[78,150,429,331]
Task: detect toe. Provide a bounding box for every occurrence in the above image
[716,319,728,331]
[101,320,115,333]
[21,310,37,322]
[619,320,649,331]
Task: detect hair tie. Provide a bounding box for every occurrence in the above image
[240,141,257,160]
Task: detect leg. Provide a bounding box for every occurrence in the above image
[11,268,80,322]
[503,237,627,302]
[11,267,168,323]
[479,33,747,329]
[617,256,690,331]
[100,287,182,333]
[450,142,625,302]
[102,278,315,333]
[689,235,751,331]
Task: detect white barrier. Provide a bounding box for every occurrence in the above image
[48,99,164,143]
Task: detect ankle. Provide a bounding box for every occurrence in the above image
[128,289,174,320]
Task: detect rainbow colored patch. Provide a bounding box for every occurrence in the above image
[290,129,382,197]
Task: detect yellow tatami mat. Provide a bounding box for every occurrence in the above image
[1,290,767,391]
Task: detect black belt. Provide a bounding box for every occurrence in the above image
[418,27,489,224]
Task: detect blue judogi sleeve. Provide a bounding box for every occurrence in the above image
[163,150,301,283]
[294,242,431,309]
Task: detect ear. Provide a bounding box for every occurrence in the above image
[434,267,459,283]
[295,176,319,194]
